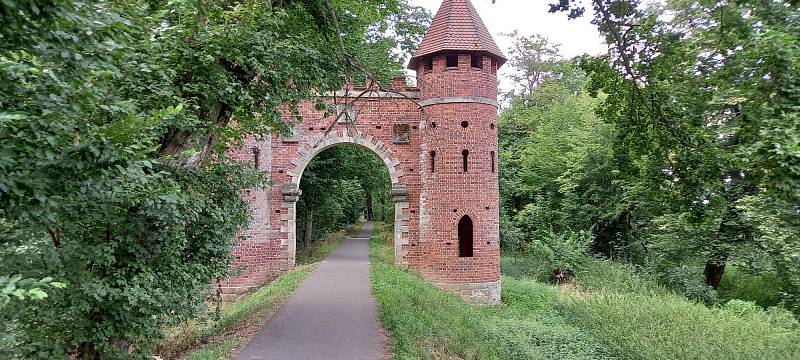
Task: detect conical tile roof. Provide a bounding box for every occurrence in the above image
[408,0,506,69]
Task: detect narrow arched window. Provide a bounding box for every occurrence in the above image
[458,215,474,258]
[490,151,495,173]
[430,151,436,173]
[462,150,469,172]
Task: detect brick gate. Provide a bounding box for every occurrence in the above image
[223,0,506,303]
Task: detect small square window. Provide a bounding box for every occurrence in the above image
[446,54,459,68]
[471,54,482,69]
[424,57,433,72]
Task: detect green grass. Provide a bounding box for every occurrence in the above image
[561,290,800,360]
[370,224,611,360]
[156,265,313,359]
[183,339,241,360]
[296,222,362,265]
[371,224,800,360]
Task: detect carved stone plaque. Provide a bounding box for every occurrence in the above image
[393,124,411,144]
[336,104,356,124]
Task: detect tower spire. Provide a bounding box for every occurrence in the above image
[408,0,506,69]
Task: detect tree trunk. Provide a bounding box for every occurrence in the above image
[158,101,231,168]
[365,192,374,221]
[381,196,387,222]
[704,258,726,289]
[76,342,100,360]
[303,209,313,248]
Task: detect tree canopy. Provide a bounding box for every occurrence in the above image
[500,0,800,315]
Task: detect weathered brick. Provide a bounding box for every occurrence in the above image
[220,0,504,304]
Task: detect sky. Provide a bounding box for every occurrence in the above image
[407,0,608,92]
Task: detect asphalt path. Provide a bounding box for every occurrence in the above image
[236,222,386,360]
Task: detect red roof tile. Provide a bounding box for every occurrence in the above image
[408,0,507,69]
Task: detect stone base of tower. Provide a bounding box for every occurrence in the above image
[434,280,501,305]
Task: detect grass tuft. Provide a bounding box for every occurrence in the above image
[183,339,241,360]
[560,290,800,359]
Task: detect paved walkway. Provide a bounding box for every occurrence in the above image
[236,222,386,360]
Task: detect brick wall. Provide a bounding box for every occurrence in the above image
[222,52,502,303]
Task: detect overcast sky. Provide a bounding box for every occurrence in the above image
[407,0,608,92]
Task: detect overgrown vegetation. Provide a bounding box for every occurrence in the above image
[372,224,800,360]
[500,0,800,319]
[156,265,313,360]
[371,226,611,360]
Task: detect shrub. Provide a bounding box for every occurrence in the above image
[665,265,719,305]
[530,229,593,283]
[500,254,553,282]
[500,208,525,252]
[718,266,783,308]
[572,260,665,296]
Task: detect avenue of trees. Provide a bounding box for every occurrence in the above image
[500,0,800,314]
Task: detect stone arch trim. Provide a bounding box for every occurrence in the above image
[279,129,411,267]
[286,130,405,185]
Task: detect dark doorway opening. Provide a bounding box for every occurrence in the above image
[458,215,474,257]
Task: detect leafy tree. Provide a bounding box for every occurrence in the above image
[545,0,799,301]
[498,33,633,285]
[503,31,562,100]
[0,0,427,358]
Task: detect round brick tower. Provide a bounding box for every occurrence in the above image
[410,0,506,304]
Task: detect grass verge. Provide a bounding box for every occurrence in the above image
[369,223,610,360]
[160,223,361,359]
[560,290,800,359]
[155,266,313,359]
[371,223,800,360]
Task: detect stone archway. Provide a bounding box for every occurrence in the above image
[279,130,410,268]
